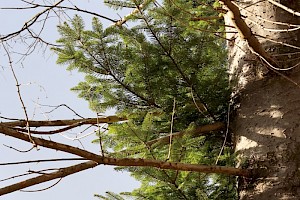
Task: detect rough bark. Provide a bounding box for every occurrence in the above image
[224,0,300,199]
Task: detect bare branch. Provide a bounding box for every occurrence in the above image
[2,43,35,146]
[0,124,98,159]
[20,0,117,23]
[0,169,59,182]
[0,161,98,196]
[0,116,126,127]
[12,121,94,135]
[0,158,88,166]
[0,0,65,41]
[38,103,85,118]
[0,155,250,196]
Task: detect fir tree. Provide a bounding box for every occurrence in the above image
[53,0,234,199]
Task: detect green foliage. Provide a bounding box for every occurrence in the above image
[95,191,126,200]
[53,0,236,199]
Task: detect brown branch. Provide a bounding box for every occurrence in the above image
[0,124,99,159]
[0,116,126,127]
[0,158,88,166]
[0,125,250,178]
[0,124,251,196]
[0,156,250,197]
[0,161,98,196]
[12,121,92,135]
[112,122,225,157]
[146,122,225,147]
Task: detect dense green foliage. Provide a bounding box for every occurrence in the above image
[53,0,236,199]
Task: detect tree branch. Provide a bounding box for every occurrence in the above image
[0,116,126,127]
[146,122,225,147]
[0,161,98,196]
[0,158,88,166]
[0,125,251,181]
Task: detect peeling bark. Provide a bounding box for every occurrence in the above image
[224,0,300,199]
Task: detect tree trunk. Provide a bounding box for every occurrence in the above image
[224,0,300,199]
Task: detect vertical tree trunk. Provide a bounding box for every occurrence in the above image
[224,0,300,199]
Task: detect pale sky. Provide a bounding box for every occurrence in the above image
[0,1,140,199]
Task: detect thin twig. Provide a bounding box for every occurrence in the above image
[3,144,35,153]
[166,97,176,161]
[191,88,206,115]
[215,103,230,165]
[20,0,117,23]
[252,49,300,88]
[12,121,91,135]
[255,34,300,51]
[0,116,126,127]
[0,0,65,41]
[0,158,88,166]
[245,17,300,33]
[20,178,62,192]
[97,113,105,156]
[234,1,299,28]
[0,168,59,182]
[58,124,105,141]
[39,103,85,118]
[268,0,300,16]
[1,43,36,147]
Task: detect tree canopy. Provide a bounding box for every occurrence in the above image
[52,0,235,199]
